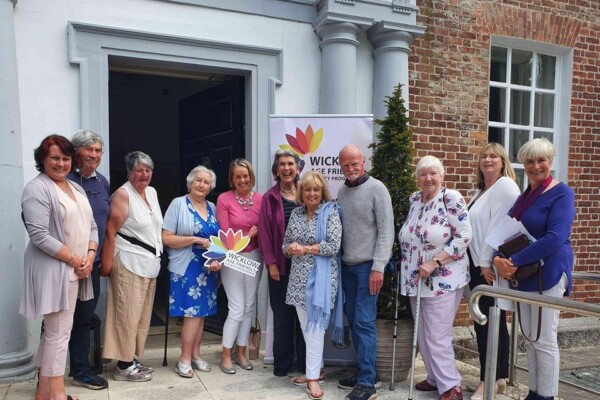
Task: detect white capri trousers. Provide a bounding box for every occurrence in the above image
[221,248,263,348]
[36,280,79,377]
[410,287,463,394]
[520,273,567,397]
[296,306,325,380]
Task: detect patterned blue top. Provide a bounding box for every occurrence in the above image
[283,204,342,308]
[169,197,220,317]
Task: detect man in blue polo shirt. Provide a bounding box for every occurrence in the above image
[67,130,110,390]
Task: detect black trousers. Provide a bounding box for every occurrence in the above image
[469,264,510,381]
[68,260,101,376]
[268,273,306,374]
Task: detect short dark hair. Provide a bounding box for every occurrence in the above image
[34,134,75,172]
[271,149,301,182]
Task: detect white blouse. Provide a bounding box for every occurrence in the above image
[468,176,520,310]
[399,188,472,298]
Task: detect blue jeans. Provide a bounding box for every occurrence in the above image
[342,261,378,387]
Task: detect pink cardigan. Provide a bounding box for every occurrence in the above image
[216,190,263,253]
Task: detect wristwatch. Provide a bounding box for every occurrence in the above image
[432,256,442,267]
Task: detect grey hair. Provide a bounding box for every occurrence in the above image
[271,149,301,181]
[71,130,104,151]
[517,138,556,165]
[186,165,217,191]
[124,151,154,172]
[416,155,445,177]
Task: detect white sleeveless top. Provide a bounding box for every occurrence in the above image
[114,181,163,278]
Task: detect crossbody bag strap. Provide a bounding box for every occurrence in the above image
[516,269,543,343]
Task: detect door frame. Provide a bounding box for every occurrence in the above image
[68,21,282,193]
[68,21,282,336]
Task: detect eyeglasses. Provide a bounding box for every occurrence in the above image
[80,175,102,195]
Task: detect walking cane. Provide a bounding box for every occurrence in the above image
[408,277,423,400]
[389,263,402,391]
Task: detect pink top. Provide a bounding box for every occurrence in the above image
[216,190,263,252]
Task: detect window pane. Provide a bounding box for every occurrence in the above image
[488,126,504,145]
[489,87,506,122]
[537,54,556,89]
[534,93,555,128]
[515,168,525,190]
[534,131,553,141]
[491,47,507,82]
[509,129,530,162]
[511,49,533,86]
[510,90,531,125]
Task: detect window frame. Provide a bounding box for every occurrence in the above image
[488,36,573,188]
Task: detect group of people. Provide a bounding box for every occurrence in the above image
[20,131,574,400]
[399,139,575,400]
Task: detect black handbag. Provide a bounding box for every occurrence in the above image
[498,234,541,288]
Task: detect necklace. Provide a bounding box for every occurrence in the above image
[280,185,295,196]
[235,190,254,211]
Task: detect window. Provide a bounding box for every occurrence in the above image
[488,39,572,190]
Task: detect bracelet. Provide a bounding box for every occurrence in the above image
[87,248,96,253]
[67,251,74,266]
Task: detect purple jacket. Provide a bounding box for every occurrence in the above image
[258,184,288,276]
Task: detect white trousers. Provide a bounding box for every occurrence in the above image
[221,249,263,348]
[296,306,325,380]
[410,287,463,394]
[519,273,566,397]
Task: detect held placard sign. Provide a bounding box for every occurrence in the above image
[201,228,260,277]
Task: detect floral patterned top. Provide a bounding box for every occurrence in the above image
[283,204,342,309]
[399,188,472,297]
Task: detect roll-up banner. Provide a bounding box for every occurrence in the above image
[269,115,373,198]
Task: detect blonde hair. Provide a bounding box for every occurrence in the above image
[228,158,256,189]
[477,142,516,189]
[517,138,556,165]
[296,171,331,204]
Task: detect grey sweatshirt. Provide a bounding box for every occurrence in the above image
[337,176,394,273]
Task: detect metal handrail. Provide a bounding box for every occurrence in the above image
[572,271,600,282]
[469,284,600,400]
[470,286,600,325]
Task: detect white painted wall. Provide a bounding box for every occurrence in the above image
[13,0,375,353]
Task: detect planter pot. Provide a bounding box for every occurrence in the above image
[375,318,414,383]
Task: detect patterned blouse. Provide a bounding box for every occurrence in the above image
[399,188,472,298]
[283,204,342,309]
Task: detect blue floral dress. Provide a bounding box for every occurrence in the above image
[169,198,220,318]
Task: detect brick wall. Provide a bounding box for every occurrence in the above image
[409,0,600,325]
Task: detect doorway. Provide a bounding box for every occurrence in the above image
[108,63,245,337]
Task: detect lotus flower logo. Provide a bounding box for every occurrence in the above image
[279,124,323,172]
[202,228,250,267]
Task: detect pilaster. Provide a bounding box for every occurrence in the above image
[0,0,36,383]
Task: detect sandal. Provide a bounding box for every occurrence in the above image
[292,370,325,386]
[174,360,194,378]
[305,379,324,400]
[191,358,211,372]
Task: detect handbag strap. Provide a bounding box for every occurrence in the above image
[516,270,542,343]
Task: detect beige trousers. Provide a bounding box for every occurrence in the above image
[36,280,79,376]
[102,253,156,361]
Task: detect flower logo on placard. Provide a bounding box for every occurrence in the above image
[202,228,250,267]
[279,124,323,172]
